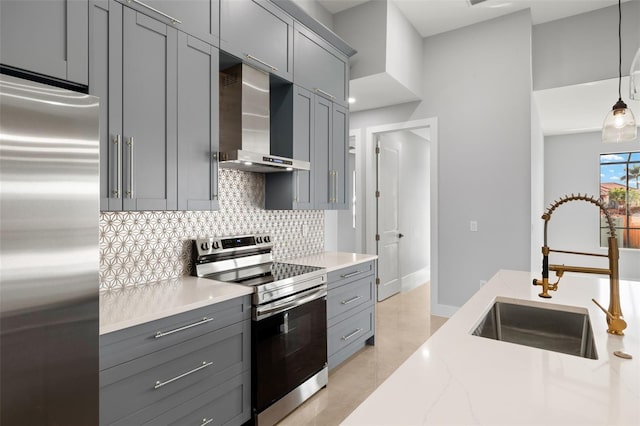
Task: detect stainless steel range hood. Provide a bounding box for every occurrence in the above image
[219,64,310,173]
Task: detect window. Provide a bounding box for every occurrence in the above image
[600,152,640,249]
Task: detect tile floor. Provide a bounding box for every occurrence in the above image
[278,283,448,426]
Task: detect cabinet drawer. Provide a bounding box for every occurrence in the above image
[139,371,250,426]
[327,261,374,289]
[327,275,374,325]
[293,23,348,107]
[101,320,250,425]
[100,295,250,370]
[327,305,374,358]
[220,0,293,81]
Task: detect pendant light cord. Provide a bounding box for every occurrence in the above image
[618,0,622,100]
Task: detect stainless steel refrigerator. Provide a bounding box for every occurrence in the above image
[0,73,100,424]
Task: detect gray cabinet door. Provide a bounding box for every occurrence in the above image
[121,7,178,211]
[314,95,332,210]
[293,23,348,107]
[220,0,293,81]
[0,0,89,85]
[292,86,315,209]
[120,0,220,47]
[332,103,349,210]
[177,33,219,211]
[91,0,124,211]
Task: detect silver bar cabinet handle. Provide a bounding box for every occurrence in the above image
[340,270,362,279]
[341,328,363,341]
[294,170,299,202]
[154,361,213,389]
[333,170,338,203]
[200,418,214,426]
[155,317,214,338]
[315,88,336,100]
[211,152,218,200]
[341,295,362,305]
[112,134,122,198]
[127,0,182,24]
[126,137,134,198]
[246,54,278,71]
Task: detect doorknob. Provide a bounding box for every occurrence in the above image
[398,233,404,238]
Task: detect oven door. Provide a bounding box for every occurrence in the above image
[252,289,327,413]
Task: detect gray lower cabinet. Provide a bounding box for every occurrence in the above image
[293,22,349,107]
[91,0,178,211]
[0,0,89,85]
[177,32,220,211]
[115,0,220,47]
[100,295,251,426]
[326,262,376,370]
[220,0,293,81]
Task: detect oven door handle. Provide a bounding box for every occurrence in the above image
[255,287,327,319]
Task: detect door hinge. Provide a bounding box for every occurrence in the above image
[375,146,380,154]
[375,190,380,198]
[375,277,380,285]
[375,234,380,241]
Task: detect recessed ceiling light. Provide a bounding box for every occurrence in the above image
[348,97,356,104]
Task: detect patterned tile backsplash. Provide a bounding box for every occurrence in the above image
[99,169,324,290]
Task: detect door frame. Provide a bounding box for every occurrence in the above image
[363,118,440,312]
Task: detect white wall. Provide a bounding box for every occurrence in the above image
[289,0,334,30]
[544,132,640,281]
[533,1,640,90]
[332,0,387,80]
[352,10,533,311]
[531,98,545,274]
[385,0,423,98]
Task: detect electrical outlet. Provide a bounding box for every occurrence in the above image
[301,223,309,237]
[470,221,478,232]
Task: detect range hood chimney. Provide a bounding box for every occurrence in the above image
[219,64,310,173]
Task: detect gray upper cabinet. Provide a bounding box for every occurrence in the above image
[90,0,177,211]
[0,0,89,85]
[266,85,314,210]
[293,23,349,107]
[314,96,348,210]
[177,33,219,211]
[220,0,293,81]
[117,0,220,46]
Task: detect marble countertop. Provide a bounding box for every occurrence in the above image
[342,269,640,425]
[99,276,253,335]
[286,251,377,272]
[100,251,376,335]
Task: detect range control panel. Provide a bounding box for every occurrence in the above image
[194,234,272,257]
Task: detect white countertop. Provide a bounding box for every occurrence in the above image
[99,276,253,335]
[100,251,376,335]
[286,251,377,272]
[342,269,640,426]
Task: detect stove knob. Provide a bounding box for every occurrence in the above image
[212,241,220,249]
[201,242,210,251]
[256,236,263,244]
[264,236,271,243]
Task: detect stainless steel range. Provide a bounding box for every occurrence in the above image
[191,234,328,426]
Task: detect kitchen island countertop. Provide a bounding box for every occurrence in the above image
[342,269,640,425]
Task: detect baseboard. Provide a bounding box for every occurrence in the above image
[430,303,458,318]
[401,267,431,292]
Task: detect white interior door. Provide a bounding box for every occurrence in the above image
[377,137,402,301]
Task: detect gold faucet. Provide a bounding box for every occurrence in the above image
[533,194,626,335]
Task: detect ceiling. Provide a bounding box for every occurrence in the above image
[319,0,633,38]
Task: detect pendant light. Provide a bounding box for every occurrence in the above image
[602,0,637,143]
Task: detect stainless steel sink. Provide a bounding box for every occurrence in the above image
[472,300,598,359]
